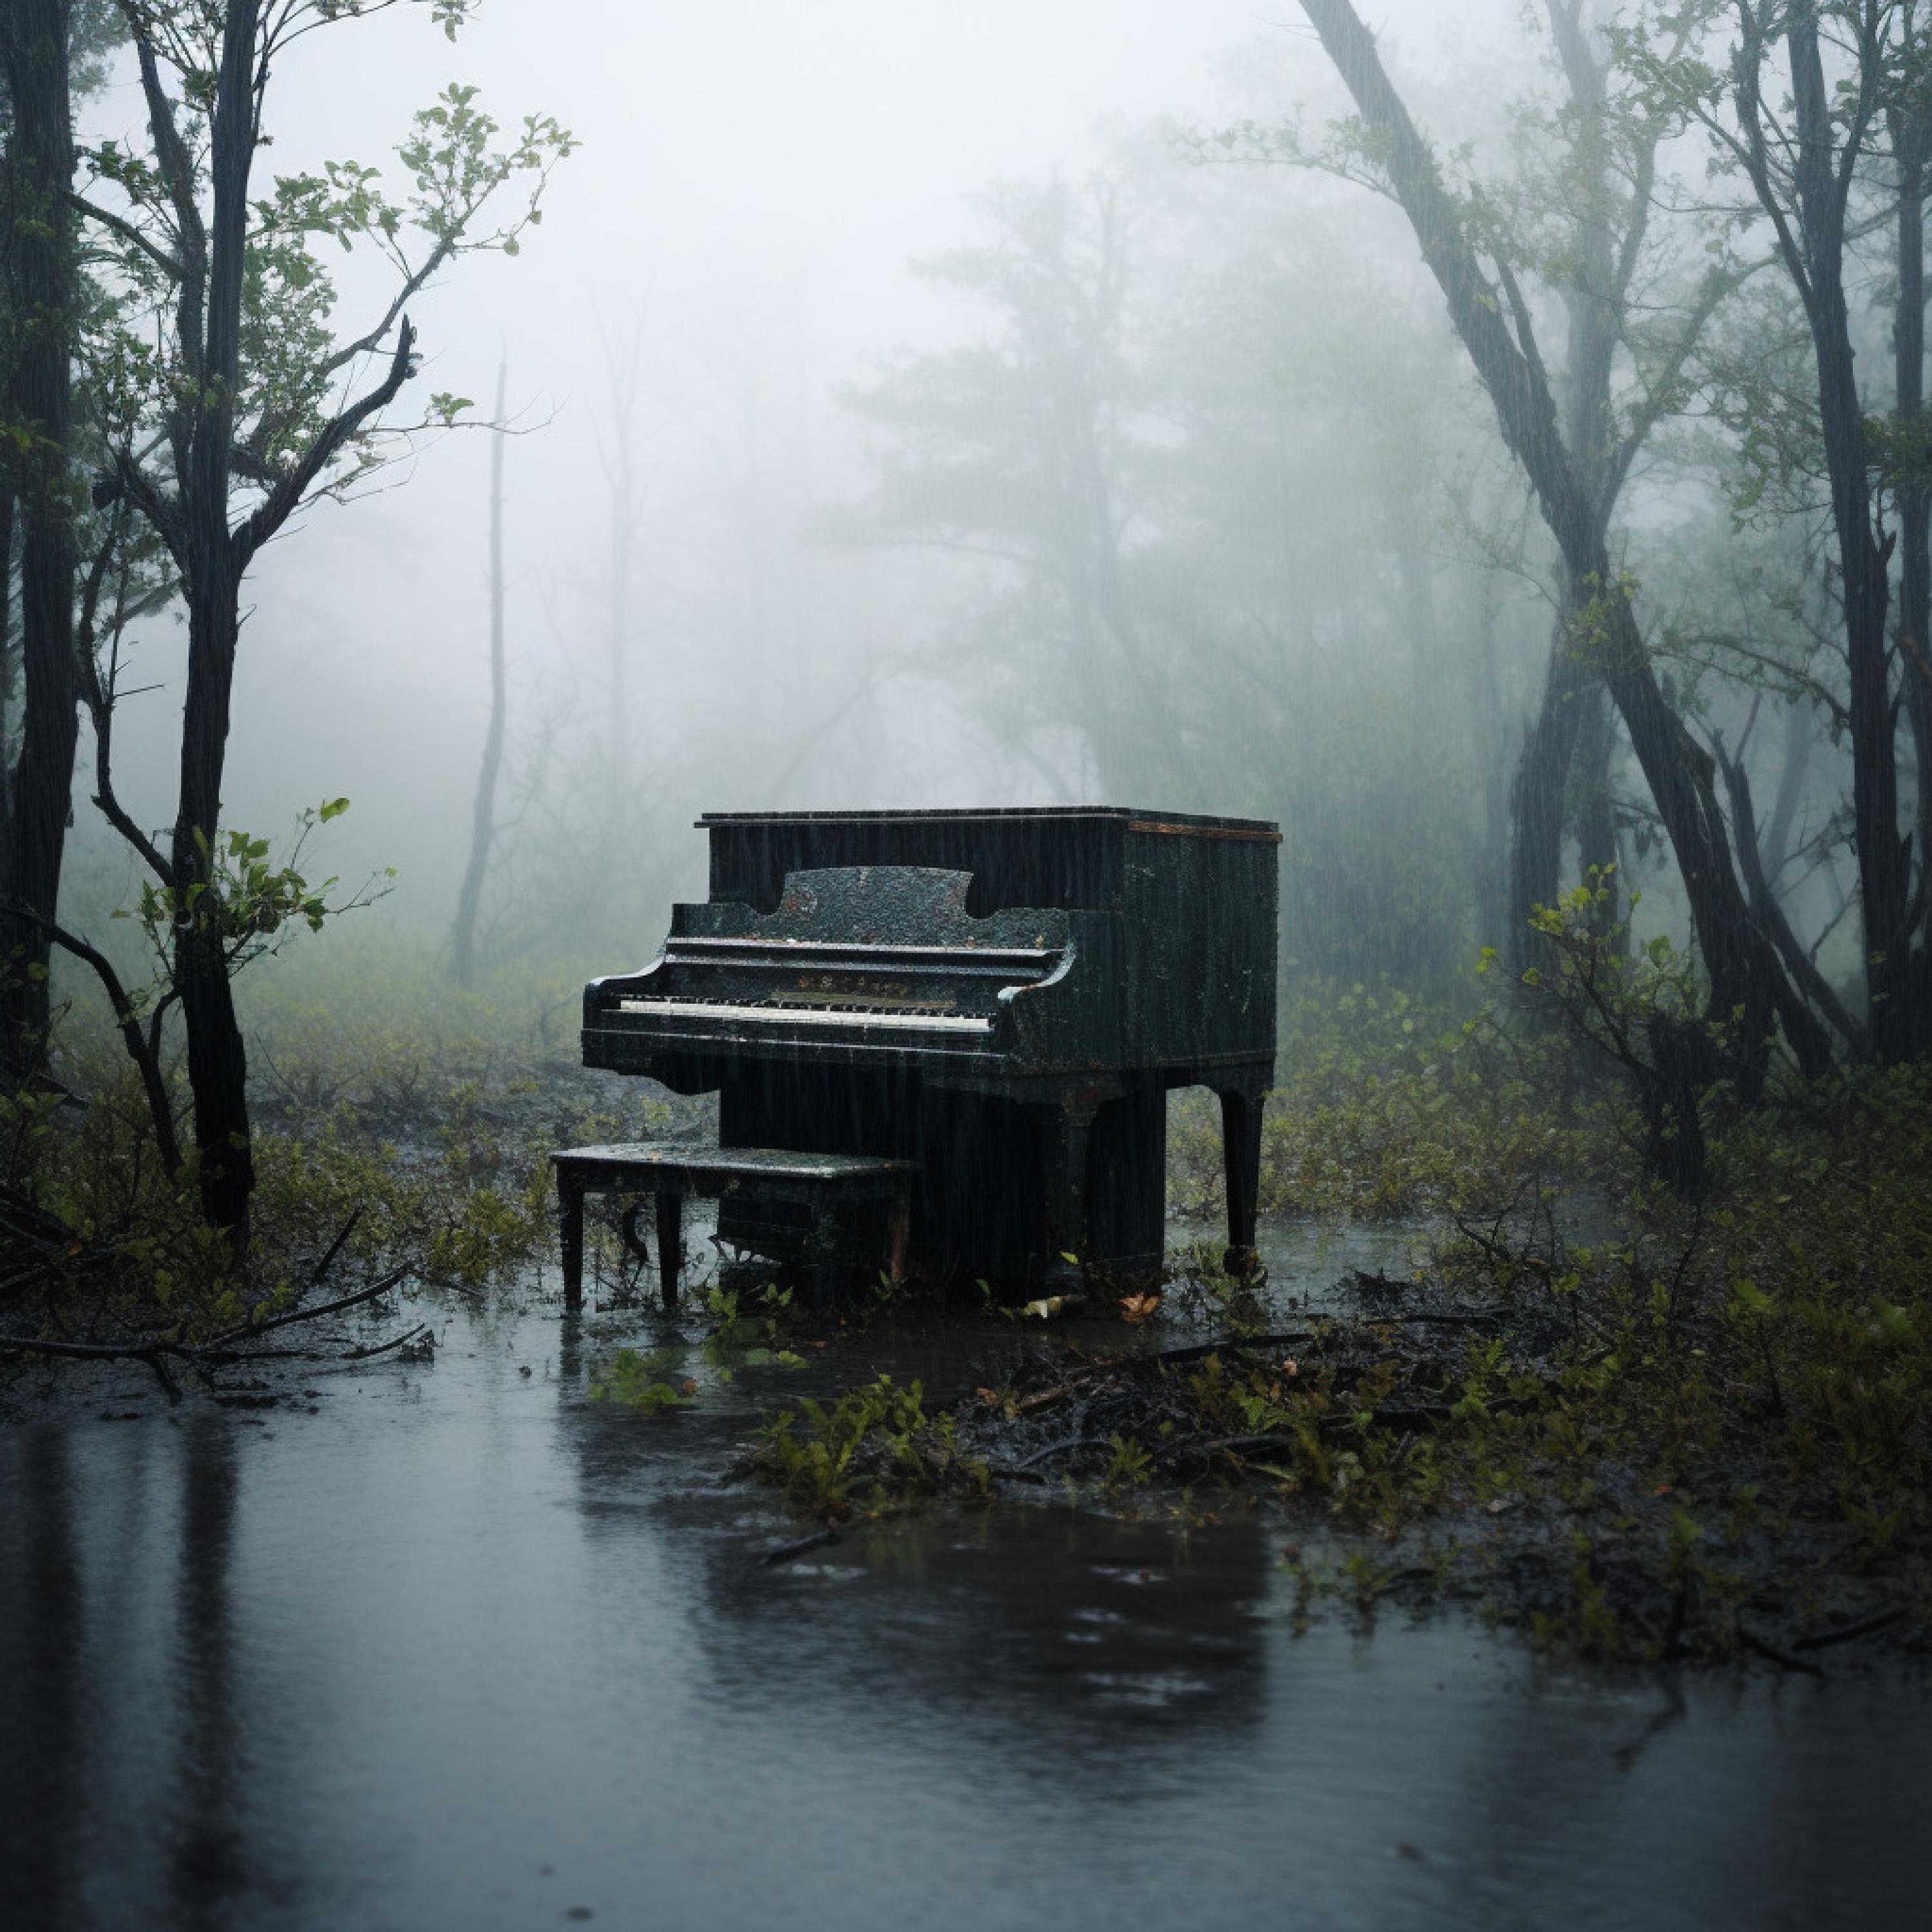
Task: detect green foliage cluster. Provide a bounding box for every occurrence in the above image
[1074,1053,1932,1660]
[750,1374,991,1522]
[1,1042,550,1347]
[589,1346,696,1415]
[5,929,632,1347]
[586,1284,807,1414]
[1169,977,1603,1223]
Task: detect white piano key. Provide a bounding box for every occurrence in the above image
[613,998,995,1035]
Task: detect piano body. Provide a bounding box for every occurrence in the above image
[581,807,1279,1290]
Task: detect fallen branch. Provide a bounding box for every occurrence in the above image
[309,1207,365,1287]
[1143,1331,1314,1367]
[0,1332,184,1402]
[757,1527,844,1567]
[341,1321,431,1361]
[1736,1620,1824,1676]
[1005,1434,1113,1471]
[202,1264,412,1348]
[1793,1606,1906,1651]
[4,1264,417,1399]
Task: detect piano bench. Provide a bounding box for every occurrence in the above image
[551,1141,916,1312]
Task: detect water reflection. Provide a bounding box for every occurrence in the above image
[0,1428,84,1925]
[167,1416,246,1922]
[1,1318,1926,1932]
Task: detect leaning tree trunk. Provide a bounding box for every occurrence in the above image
[451,362,508,990]
[1301,0,1833,1088]
[0,0,80,1083]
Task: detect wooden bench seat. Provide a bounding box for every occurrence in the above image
[551,1141,915,1311]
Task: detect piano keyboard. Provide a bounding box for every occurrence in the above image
[614,998,995,1035]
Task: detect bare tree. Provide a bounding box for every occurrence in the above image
[452,360,509,991]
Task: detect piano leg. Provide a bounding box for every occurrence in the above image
[656,1191,683,1309]
[1041,1099,1097,1294]
[885,1186,911,1291]
[559,1172,585,1311]
[1217,1080,1265,1280]
[806,1202,840,1311]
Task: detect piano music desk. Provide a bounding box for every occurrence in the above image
[551,1141,915,1311]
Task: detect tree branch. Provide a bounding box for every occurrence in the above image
[1,904,181,1173]
[68,192,184,279]
[232,316,416,569]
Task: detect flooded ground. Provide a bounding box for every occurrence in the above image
[3,1219,1927,1931]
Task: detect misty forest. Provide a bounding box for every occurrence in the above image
[3,4,1929,1927]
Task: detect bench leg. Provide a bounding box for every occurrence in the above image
[885,1188,911,1291]
[656,1192,683,1309]
[559,1174,585,1312]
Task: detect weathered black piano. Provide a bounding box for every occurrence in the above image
[582,807,1279,1291]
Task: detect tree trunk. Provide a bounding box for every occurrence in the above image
[172,560,253,1235]
[1759,697,1812,889]
[1782,21,1914,1061]
[451,363,508,990]
[1468,588,1514,947]
[1301,0,1832,1084]
[0,0,79,1082]
[0,488,15,860]
[1508,620,1592,969]
[1507,3,1618,972]
[1891,104,1932,1054]
[167,0,260,1238]
[1573,681,1620,937]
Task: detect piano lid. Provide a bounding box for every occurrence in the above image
[697,806,1280,916]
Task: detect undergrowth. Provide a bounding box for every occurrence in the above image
[779,1054,1932,1665]
[1169,979,1605,1222]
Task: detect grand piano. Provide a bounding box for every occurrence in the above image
[582,807,1279,1291]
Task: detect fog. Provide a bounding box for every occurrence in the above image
[59,0,1553,965]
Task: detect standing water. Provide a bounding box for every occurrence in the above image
[3,1226,1927,1931]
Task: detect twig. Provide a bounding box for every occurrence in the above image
[1363,1311,1509,1327]
[1142,1331,1314,1367]
[201,1264,412,1348]
[1793,1606,1906,1651]
[1006,1434,1113,1470]
[309,1207,365,1287]
[757,1527,843,1567]
[1736,1620,1824,1676]
[1192,1434,1299,1459]
[984,1463,1052,1484]
[0,1333,184,1402]
[341,1322,431,1362]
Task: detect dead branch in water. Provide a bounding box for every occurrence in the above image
[1,1263,418,1401]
